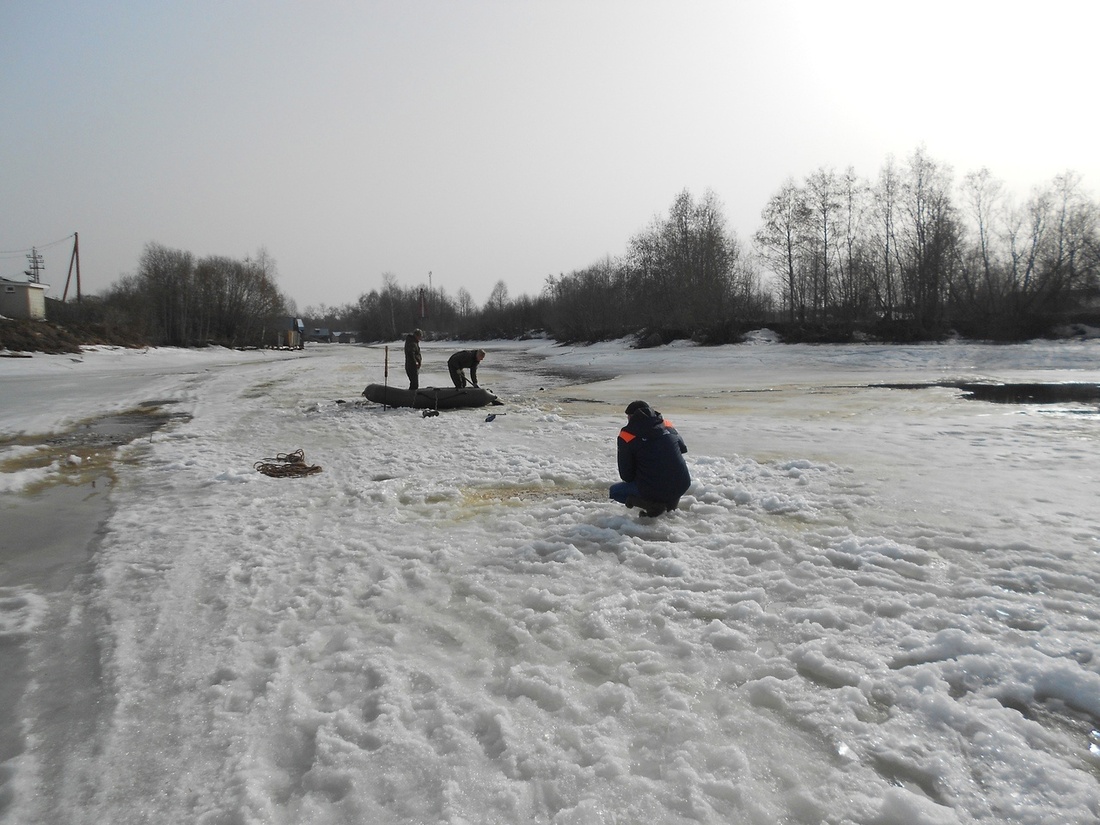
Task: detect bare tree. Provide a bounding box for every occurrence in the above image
[955,167,1010,323]
[1004,172,1100,327]
[868,156,904,320]
[486,280,509,313]
[754,179,810,323]
[546,258,625,341]
[457,287,473,317]
[836,166,872,321]
[899,147,959,332]
[625,189,743,337]
[803,168,843,322]
[138,243,194,346]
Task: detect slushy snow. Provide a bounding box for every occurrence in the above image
[1,336,1099,824]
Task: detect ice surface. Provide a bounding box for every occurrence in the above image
[1,337,1099,823]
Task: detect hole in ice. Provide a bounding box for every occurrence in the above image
[0,404,190,490]
[874,381,1100,405]
[462,482,607,505]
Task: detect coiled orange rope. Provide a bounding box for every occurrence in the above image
[254,449,322,477]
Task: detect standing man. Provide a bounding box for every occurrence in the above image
[609,400,691,517]
[448,348,486,388]
[404,329,423,390]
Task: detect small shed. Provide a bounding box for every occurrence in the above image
[0,277,48,320]
[276,317,305,348]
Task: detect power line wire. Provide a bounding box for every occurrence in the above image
[0,233,76,256]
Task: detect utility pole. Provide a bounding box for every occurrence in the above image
[24,247,44,283]
[62,232,82,302]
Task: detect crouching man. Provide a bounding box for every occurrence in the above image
[609,400,691,517]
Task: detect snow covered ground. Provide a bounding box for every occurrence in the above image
[1,335,1099,824]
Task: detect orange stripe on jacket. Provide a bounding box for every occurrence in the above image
[621,421,674,442]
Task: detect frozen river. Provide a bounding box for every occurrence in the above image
[2,337,1099,824]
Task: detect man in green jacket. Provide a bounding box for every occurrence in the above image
[404,329,422,390]
[448,348,486,388]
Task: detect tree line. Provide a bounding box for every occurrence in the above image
[54,244,290,347]
[754,147,1099,340]
[61,146,1099,347]
[313,189,772,344]
[320,147,1098,345]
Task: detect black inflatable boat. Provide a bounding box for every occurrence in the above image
[362,384,501,410]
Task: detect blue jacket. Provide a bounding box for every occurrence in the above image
[617,407,691,505]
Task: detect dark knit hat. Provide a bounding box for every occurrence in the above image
[625,400,654,417]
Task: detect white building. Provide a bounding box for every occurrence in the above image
[0,277,49,320]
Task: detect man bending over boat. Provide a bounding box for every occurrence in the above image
[609,400,691,518]
[448,348,486,388]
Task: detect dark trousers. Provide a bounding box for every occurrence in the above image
[406,364,419,390]
[609,481,640,504]
[610,481,679,510]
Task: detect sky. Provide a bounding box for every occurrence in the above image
[3,337,1100,822]
[2,0,1098,312]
